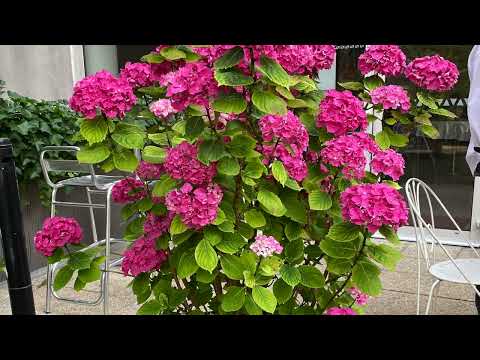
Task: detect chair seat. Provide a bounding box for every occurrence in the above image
[429,258,480,284]
[56,175,123,190]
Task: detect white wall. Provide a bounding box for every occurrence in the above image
[0,45,85,101]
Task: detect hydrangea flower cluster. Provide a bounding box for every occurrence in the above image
[357,45,406,76]
[371,149,405,181]
[160,62,219,111]
[325,307,357,315]
[69,70,136,119]
[165,183,223,229]
[405,55,459,92]
[271,45,336,74]
[120,62,154,89]
[340,183,409,233]
[164,141,217,185]
[191,45,236,65]
[320,133,379,180]
[316,90,367,136]
[258,111,309,181]
[259,111,309,151]
[143,212,174,241]
[135,161,165,181]
[34,217,83,257]
[370,85,411,112]
[261,143,308,181]
[250,235,283,257]
[149,98,177,118]
[121,236,168,277]
[111,177,147,204]
[348,287,369,306]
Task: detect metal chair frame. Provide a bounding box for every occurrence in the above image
[40,146,126,314]
[405,178,480,315]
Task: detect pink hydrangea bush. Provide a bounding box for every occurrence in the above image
[34,217,83,257]
[37,44,460,315]
[69,70,136,119]
[316,90,367,136]
[405,55,460,92]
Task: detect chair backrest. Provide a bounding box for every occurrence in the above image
[405,178,479,269]
[40,146,95,188]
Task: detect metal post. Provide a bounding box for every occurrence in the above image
[0,138,35,315]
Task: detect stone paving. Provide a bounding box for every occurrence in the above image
[0,241,478,315]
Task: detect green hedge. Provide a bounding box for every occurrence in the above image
[0,80,79,205]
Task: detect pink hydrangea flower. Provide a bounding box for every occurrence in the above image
[165,183,223,229]
[262,143,308,181]
[135,161,165,181]
[120,62,154,89]
[405,55,459,92]
[143,211,174,240]
[370,85,411,112]
[325,307,357,315]
[160,62,219,111]
[358,45,406,77]
[149,99,177,118]
[371,149,405,181]
[250,235,283,257]
[348,287,369,306]
[111,177,147,204]
[316,90,367,136]
[272,45,336,74]
[121,236,168,277]
[34,217,83,257]
[340,183,409,233]
[259,111,309,151]
[190,45,237,65]
[69,70,136,119]
[164,141,217,185]
[320,132,379,180]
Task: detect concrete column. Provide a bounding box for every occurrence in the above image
[83,45,118,76]
[0,45,85,101]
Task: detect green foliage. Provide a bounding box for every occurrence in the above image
[0,87,79,205]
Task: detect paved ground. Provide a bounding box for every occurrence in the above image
[0,241,478,315]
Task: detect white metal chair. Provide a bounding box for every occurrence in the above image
[405,178,480,315]
[40,146,127,314]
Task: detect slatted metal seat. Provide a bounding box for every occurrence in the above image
[40,146,126,314]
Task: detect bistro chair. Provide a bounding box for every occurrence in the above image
[40,146,127,314]
[405,178,480,315]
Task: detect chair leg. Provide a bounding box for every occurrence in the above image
[45,188,58,314]
[103,189,112,315]
[416,243,422,315]
[45,264,52,314]
[86,187,98,243]
[432,280,441,314]
[426,279,441,315]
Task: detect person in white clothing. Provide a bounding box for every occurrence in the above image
[466,45,480,175]
[465,45,480,314]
